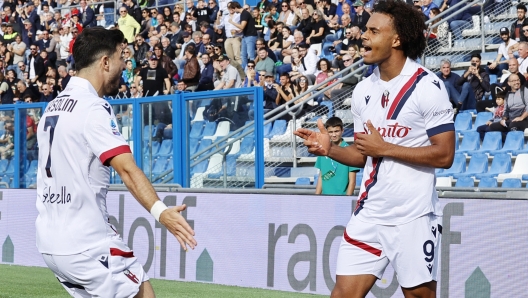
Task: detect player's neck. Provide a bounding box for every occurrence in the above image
[76,69,105,97]
[378,51,407,82]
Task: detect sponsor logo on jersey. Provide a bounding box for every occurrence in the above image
[110,118,121,136]
[123,269,139,284]
[363,122,412,138]
[432,108,453,117]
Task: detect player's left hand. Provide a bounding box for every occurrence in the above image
[160,204,197,251]
[355,120,387,158]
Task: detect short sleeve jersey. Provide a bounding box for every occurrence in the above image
[315,140,360,195]
[351,58,454,225]
[35,77,131,255]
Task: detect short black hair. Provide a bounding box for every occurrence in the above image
[496,90,507,100]
[73,27,125,71]
[324,117,343,130]
[517,3,527,12]
[470,53,481,61]
[373,0,426,60]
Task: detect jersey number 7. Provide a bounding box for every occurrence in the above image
[43,115,59,178]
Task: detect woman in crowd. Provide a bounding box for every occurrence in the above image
[123,46,137,69]
[162,6,172,22]
[139,8,152,39]
[122,59,135,88]
[278,2,297,28]
[306,10,327,46]
[153,44,177,79]
[427,8,449,49]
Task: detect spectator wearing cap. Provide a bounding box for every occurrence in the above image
[135,55,171,96]
[214,55,242,90]
[79,0,97,28]
[255,47,275,75]
[182,44,200,91]
[488,27,517,76]
[3,23,17,44]
[70,9,84,33]
[118,6,141,44]
[196,53,214,91]
[263,71,279,110]
[511,4,528,42]
[21,1,40,28]
[350,0,369,32]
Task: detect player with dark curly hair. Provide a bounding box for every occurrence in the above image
[294,0,455,297]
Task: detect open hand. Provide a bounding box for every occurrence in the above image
[293,118,331,156]
[354,120,387,158]
[159,204,197,251]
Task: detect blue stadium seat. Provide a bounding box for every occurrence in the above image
[199,99,212,107]
[502,178,522,188]
[478,177,498,188]
[489,74,497,85]
[25,160,38,175]
[320,101,334,118]
[455,176,474,187]
[436,153,466,177]
[1,174,11,188]
[474,112,493,128]
[295,177,311,185]
[475,153,511,179]
[143,125,157,141]
[202,121,217,137]
[144,141,160,156]
[190,121,205,139]
[208,155,237,178]
[476,131,502,154]
[355,172,363,186]
[191,159,209,175]
[195,139,213,156]
[239,136,254,155]
[457,131,480,154]
[4,160,14,175]
[156,139,173,157]
[189,138,200,156]
[151,156,169,176]
[489,131,524,155]
[275,167,291,177]
[263,121,273,139]
[453,153,488,178]
[454,113,472,132]
[268,120,288,138]
[0,159,9,174]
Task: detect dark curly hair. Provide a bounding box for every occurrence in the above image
[373,0,426,60]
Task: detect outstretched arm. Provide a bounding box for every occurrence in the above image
[110,153,197,250]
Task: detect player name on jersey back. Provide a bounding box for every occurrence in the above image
[44,95,78,113]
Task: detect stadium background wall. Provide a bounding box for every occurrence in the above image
[0,190,525,297]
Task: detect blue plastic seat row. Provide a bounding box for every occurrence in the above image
[457,131,528,156]
[455,177,524,188]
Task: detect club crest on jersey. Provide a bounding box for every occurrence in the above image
[381,90,389,108]
[110,118,120,136]
[123,269,139,284]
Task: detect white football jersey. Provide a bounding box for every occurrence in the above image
[35,77,131,255]
[351,58,454,225]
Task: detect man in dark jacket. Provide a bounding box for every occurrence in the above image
[197,53,214,91]
[27,45,46,84]
[437,58,461,107]
[511,4,528,42]
[80,0,97,28]
[453,53,491,111]
[182,46,200,91]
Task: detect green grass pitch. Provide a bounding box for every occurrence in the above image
[0,264,322,297]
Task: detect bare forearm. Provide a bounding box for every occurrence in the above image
[380,142,454,169]
[120,165,160,211]
[327,144,367,168]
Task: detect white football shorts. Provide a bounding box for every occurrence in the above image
[41,236,149,297]
[336,213,441,288]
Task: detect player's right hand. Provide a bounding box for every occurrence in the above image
[293,119,331,156]
[159,204,197,251]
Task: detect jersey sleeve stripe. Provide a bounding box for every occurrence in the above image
[110,247,135,258]
[100,145,132,166]
[343,229,382,257]
[426,123,455,138]
[387,68,427,120]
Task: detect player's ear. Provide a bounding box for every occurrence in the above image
[101,55,110,72]
[392,34,401,49]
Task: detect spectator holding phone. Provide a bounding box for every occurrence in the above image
[452,53,490,111]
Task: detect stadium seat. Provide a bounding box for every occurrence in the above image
[199,99,212,107]
[191,159,209,175]
[489,131,524,155]
[478,177,498,188]
[320,101,334,118]
[475,153,511,179]
[189,138,200,156]
[457,131,480,154]
[4,160,14,175]
[239,136,255,155]
[190,121,205,139]
[274,167,291,177]
[501,178,522,188]
[477,131,502,154]
[263,121,274,139]
[156,139,173,157]
[143,141,160,156]
[1,174,11,188]
[203,121,230,141]
[204,154,224,174]
[0,159,9,174]
[453,153,488,178]
[474,112,493,128]
[498,154,528,181]
[208,155,237,178]
[225,139,241,156]
[25,160,38,175]
[454,113,472,132]
[194,139,213,157]
[436,153,466,177]
[202,121,217,137]
[192,107,205,123]
[295,177,311,185]
[267,120,288,139]
[455,176,474,187]
[142,125,156,141]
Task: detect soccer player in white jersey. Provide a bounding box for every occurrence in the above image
[294,1,455,297]
[35,27,197,297]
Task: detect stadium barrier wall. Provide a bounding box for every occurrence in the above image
[0,189,525,297]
